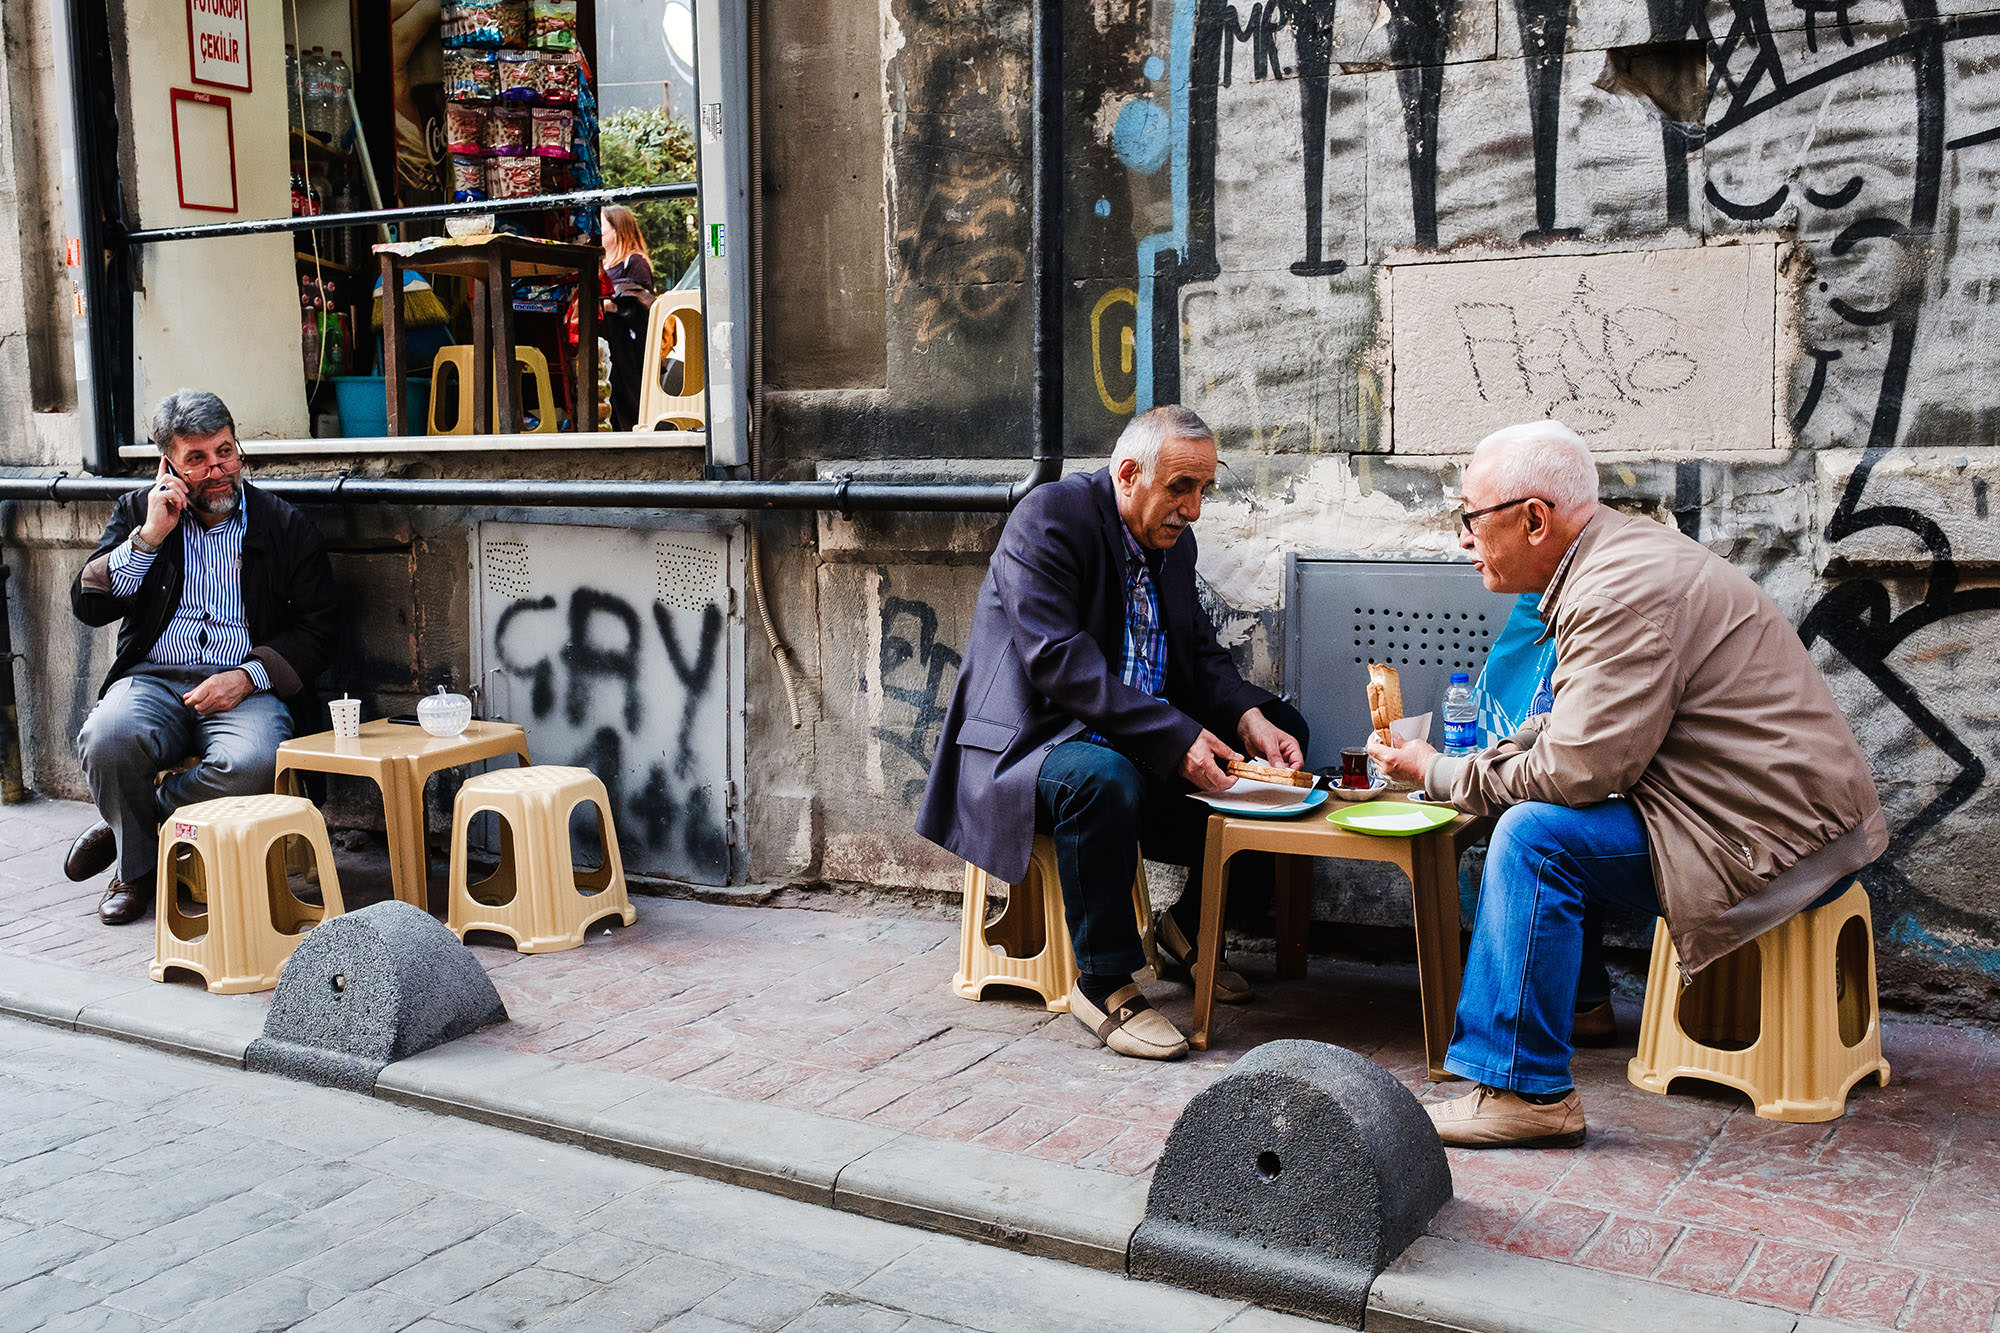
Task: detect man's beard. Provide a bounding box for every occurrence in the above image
[191,477,242,518]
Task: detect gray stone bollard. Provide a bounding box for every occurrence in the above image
[1129,1040,1451,1327]
[246,901,508,1093]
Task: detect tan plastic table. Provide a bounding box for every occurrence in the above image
[274,719,531,912]
[1192,794,1491,1079]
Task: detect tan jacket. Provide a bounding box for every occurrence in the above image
[1425,506,1886,975]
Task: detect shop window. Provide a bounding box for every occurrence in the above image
[114,0,721,452]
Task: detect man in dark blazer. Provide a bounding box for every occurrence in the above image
[917,405,1307,1059]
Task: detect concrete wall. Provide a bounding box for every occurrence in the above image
[2,0,1997,1013]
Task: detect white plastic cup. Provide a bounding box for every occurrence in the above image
[329,697,361,739]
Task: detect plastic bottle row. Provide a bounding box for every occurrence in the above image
[285,45,352,143]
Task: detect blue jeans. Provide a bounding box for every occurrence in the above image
[76,666,294,884]
[1446,799,1660,1094]
[1034,700,1308,977]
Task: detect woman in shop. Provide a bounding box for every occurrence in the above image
[600,204,657,431]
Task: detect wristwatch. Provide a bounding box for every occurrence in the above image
[129,533,158,555]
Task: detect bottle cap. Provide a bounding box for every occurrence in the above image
[1450,671,1469,682]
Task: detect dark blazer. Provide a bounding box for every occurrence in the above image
[70,481,338,704]
[916,468,1273,883]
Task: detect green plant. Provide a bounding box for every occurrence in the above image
[599,108,699,284]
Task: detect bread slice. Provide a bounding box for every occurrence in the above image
[1367,663,1404,743]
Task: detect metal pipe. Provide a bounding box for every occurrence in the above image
[0,563,26,803]
[0,474,1019,513]
[1017,0,1064,505]
[119,181,699,248]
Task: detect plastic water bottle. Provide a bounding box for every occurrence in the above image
[303,48,337,139]
[285,46,301,129]
[327,51,353,143]
[1443,672,1477,757]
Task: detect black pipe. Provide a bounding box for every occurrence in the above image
[0,564,25,803]
[65,0,129,479]
[0,474,1018,513]
[120,181,699,248]
[1017,0,1064,504]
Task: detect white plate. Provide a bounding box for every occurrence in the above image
[1187,778,1330,818]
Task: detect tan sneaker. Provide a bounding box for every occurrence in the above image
[1571,1001,1616,1048]
[1067,982,1189,1060]
[1155,912,1252,1004]
[1426,1085,1586,1149]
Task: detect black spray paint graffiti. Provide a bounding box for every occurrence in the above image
[872,590,963,806]
[494,587,728,878]
[1128,3,2000,936]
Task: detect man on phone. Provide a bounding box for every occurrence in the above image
[63,390,338,924]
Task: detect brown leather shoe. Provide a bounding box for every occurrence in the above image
[64,821,116,883]
[1571,1000,1617,1048]
[1426,1085,1586,1149]
[1067,982,1188,1060]
[1155,912,1252,1004]
[97,877,153,926]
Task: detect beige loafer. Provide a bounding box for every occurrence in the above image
[1571,1000,1617,1048]
[1067,982,1189,1060]
[1155,912,1252,1004]
[1426,1085,1586,1149]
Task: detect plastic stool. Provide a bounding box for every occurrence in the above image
[152,794,345,994]
[953,834,1157,1013]
[637,294,706,432]
[447,766,635,952]
[427,345,559,435]
[1628,881,1889,1122]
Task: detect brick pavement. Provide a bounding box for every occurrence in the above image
[5,793,1999,1331]
[0,1017,1315,1332]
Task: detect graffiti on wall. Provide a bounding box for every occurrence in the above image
[1082,2,2000,959]
[480,526,734,885]
[872,581,963,806]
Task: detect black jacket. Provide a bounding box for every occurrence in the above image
[69,481,337,704]
[915,468,1273,884]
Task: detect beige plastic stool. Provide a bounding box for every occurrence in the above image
[953,834,1157,1013]
[447,766,635,952]
[636,293,707,432]
[427,345,559,435]
[1628,881,1889,1123]
[152,794,345,995]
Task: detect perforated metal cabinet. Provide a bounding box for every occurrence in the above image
[1283,556,1514,769]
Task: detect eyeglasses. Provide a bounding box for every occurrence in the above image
[1456,495,1547,536]
[176,440,242,480]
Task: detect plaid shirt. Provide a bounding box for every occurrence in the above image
[1085,526,1168,745]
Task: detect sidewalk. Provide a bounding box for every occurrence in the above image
[4,793,1998,1331]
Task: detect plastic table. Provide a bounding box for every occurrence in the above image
[274,719,531,912]
[1192,794,1491,1079]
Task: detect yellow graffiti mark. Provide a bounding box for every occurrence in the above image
[1091,287,1138,417]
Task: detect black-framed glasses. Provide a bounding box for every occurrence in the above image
[1456,496,1548,536]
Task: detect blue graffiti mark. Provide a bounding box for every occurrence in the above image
[1145,54,1166,80]
[1095,197,1112,217]
[1113,98,1173,174]
[1888,914,2000,975]
[1133,1,1200,414]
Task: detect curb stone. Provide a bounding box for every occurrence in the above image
[0,952,1865,1332]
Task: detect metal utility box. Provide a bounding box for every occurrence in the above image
[1283,556,1514,768]
[471,520,745,885]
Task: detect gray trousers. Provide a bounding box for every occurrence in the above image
[75,666,294,884]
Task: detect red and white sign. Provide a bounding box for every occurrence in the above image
[186,0,251,92]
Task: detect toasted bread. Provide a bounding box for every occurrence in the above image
[1367,663,1404,743]
[1225,759,1315,789]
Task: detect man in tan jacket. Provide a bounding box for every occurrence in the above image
[1370,420,1886,1148]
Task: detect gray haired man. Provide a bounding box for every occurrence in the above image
[64,390,338,924]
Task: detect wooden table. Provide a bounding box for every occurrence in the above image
[274,719,531,912]
[377,233,602,436]
[1193,794,1491,1079]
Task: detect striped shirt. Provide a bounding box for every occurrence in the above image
[1084,526,1167,746]
[107,505,272,692]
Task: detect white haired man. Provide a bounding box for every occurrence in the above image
[64,390,338,925]
[1370,420,1885,1147]
[919,405,1307,1058]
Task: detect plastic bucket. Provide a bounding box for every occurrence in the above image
[329,376,431,438]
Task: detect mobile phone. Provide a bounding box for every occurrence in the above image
[386,714,422,725]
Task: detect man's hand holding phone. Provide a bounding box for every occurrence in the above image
[137,457,188,548]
